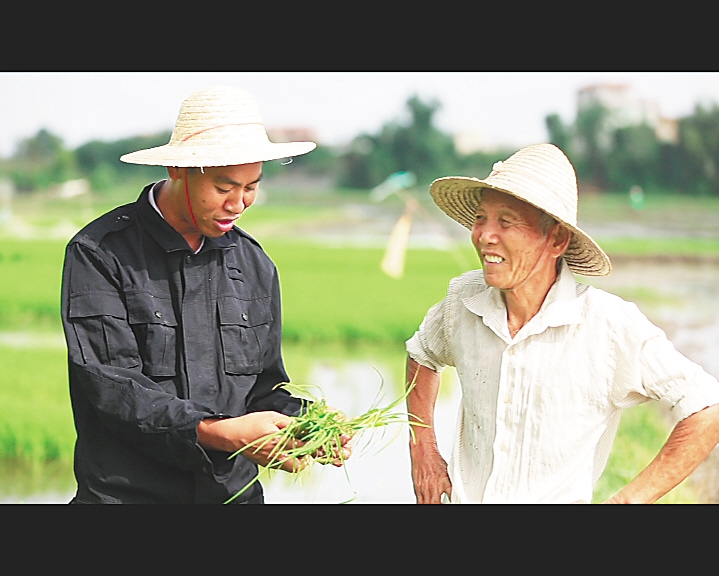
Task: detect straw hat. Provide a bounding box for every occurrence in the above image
[120,86,316,167]
[430,143,611,276]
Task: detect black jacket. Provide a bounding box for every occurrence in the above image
[61,183,302,503]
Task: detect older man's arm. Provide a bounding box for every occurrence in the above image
[604,403,719,504]
[406,356,452,504]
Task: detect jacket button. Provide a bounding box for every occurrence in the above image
[154,310,162,318]
[241,313,248,321]
[186,255,192,263]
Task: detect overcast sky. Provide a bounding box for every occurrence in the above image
[2,72,719,158]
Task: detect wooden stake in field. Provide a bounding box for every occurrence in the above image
[373,169,473,279]
[371,171,418,280]
[381,196,417,279]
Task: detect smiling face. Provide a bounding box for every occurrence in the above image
[164,163,262,244]
[471,188,570,294]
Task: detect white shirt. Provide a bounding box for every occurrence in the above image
[406,260,719,503]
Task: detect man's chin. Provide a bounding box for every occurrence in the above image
[483,272,503,288]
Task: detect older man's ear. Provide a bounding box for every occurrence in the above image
[550,224,572,257]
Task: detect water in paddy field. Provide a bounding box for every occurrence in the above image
[3,259,719,504]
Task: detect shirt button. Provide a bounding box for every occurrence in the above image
[507,347,515,356]
[154,310,162,318]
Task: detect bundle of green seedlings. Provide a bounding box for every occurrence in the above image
[224,376,426,504]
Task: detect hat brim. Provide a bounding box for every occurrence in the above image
[120,140,316,167]
[430,176,612,277]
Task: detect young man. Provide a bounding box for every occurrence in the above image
[406,143,719,504]
[62,86,348,504]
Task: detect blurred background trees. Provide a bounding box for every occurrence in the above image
[4,93,719,196]
[337,95,461,189]
[546,95,719,196]
[74,133,171,191]
[6,129,79,192]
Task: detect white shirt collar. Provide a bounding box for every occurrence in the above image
[461,259,584,343]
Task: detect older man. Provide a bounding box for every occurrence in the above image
[406,143,719,504]
[62,86,349,504]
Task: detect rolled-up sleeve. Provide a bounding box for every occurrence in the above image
[609,300,719,422]
[406,296,454,373]
[639,332,719,421]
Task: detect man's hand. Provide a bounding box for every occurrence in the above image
[197,411,307,473]
[304,404,353,467]
[410,441,452,504]
[406,356,452,503]
[312,433,353,467]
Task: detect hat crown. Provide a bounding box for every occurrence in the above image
[119,85,316,167]
[169,86,265,145]
[486,143,578,226]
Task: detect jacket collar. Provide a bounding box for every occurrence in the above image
[137,182,238,253]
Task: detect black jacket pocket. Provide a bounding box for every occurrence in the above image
[217,296,271,375]
[127,293,178,377]
[68,292,140,369]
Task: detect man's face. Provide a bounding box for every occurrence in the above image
[471,189,562,292]
[181,163,263,238]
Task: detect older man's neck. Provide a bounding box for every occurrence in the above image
[503,268,559,339]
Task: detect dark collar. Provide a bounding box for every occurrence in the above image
[136,182,238,253]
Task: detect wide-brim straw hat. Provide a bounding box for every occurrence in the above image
[120,86,316,167]
[430,143,611,276]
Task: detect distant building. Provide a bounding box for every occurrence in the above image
[655,116,679,144]
[577,83,678,144]
[51,178,90,198]
[0,178,13,223]
[267,127,319,144]
[452,130,516,155]
[453,130,489,155]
